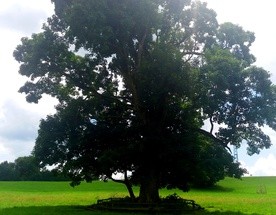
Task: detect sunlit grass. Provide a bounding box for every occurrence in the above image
[0,177,275,214]
[0,181,131,208]
[180,177,276,214]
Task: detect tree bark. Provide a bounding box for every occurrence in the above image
[111,173,135,201]
[125,181,136,201]
[124,170,136,201]
[138,167,160,203]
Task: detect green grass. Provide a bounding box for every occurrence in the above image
[0,177,275,214]
[0,181,130,208]
[181,177,276,214]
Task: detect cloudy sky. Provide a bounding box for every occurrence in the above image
[0,0,56,162]
[0,0,276,176]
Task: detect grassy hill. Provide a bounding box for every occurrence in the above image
[0,177,275,214]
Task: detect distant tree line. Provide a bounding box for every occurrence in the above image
[0,156,68,181]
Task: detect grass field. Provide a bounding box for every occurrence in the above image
[0,177,275,214]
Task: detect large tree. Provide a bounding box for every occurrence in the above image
[14,0,275,203]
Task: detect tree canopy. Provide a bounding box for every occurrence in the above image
[14,0,276,203]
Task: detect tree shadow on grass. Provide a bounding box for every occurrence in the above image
[0,206,262,215]
[192,185,235,193]
[0,206,94,215]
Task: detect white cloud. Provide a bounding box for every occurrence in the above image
[0,138,34,162]
[0,1,54,34]
[0,97,57,162]
[0,0,54,162]
[244,154,276,176]
[0,99,41,141]
[0,143,12,161]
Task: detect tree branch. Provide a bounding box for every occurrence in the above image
[209,117,214,134]
[136,30,148,73]
[64,73,131,105]
[183,51,203,56]
[196,128,231,152]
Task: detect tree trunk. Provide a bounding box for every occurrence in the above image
[111,172,135,201]
[123,170,136,201]
[125,181,136,201]
[138,168,160,203]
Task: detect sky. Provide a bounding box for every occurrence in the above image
[0,0,276,176]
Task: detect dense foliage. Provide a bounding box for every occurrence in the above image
[0,156,68,181]
[14,0,276,202]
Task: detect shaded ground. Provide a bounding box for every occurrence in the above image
[0,205,261,215]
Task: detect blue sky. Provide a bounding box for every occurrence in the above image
[0,0,275,175]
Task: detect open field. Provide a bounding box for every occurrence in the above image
[0,177,275,214]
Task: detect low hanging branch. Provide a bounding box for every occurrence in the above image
[111,170,135,200]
